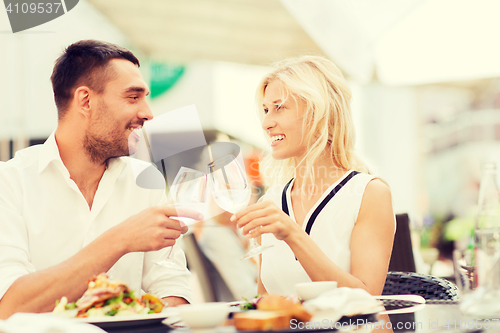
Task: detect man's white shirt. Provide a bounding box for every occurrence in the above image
[0,132,193,302]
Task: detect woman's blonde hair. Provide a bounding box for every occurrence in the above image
[256,55,368,186]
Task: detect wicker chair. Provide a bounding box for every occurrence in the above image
[382,271,459,300]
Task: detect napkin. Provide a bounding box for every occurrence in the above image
[302,287,384,323]
[0,313,105,333]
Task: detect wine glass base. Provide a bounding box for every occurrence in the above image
[154,260,185,271]
[241,244,274,260]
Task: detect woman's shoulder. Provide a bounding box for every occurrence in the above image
[350,170,391,197]
[351,171,375,181]
[348,172,392,208]
[364,178,391,198]
[356,177,395,230]
[352,172,390,190]
[357,177,393,219]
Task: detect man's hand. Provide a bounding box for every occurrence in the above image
[111,205,202,254]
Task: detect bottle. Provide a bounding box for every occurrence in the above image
[467,162,500,316]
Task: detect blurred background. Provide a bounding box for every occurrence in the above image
[2,0,500,298]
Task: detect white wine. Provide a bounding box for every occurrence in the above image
[212,189,251,214]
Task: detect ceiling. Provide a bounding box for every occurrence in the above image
[87,0,324,66]
[282,0,500,85]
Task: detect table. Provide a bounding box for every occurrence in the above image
[99,302,497,333]
[384,301,499,333]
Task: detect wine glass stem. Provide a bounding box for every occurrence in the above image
[249,237,259,249]
[167,245,174,259]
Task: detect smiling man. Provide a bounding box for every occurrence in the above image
[0,40,198,318]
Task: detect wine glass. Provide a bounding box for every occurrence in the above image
[155,167,208,269]
[207,155,273,260]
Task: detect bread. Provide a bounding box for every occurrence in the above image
[257,295,312,322]
[233,310,292,331]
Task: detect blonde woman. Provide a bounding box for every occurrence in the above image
[232,56,395,296]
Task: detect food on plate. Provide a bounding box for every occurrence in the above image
[257,294,312,322]
[141,294,164,313]
[239,295,261,310]
[234,311,292,331]
[52,273,165,317]
[234,294,312,330]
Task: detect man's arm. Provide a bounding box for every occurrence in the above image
[0,205,198,319]
[0,229,126,318]
[142,239,194,305]
[162,296,189,307]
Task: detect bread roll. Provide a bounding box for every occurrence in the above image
[257,295,312,322]
[233,310,292,331]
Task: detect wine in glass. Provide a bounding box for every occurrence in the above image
[207,155,273,260]
[155,167,208,269]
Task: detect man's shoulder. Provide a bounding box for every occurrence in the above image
[0,145,43,200]
[0,145,42,174]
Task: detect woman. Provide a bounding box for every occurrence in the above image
[232,56,395,296]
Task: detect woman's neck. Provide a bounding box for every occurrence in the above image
[292,153,348,195]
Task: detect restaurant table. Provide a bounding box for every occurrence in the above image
[98,301,500,333]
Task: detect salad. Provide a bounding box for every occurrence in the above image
[53,273,164,318]
[239,295,302,310]
[239,295,261,310]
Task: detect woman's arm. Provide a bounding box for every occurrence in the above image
[234,179,395,295]
[349,179,395,294]
[287,179,395,294]
[257,254,268,295]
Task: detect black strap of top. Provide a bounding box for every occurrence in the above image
[281,170,360,235]
[281,178,294,216]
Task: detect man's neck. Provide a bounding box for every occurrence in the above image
[55,128,107,209]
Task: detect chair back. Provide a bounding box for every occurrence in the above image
[383,271,459,300]
[388,214,416,272]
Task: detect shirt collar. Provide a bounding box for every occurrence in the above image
[38,131,64,174]
[38,131,127,175]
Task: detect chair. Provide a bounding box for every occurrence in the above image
[388,213,416,272]
[182,233,235,302]
[382,271,459,300]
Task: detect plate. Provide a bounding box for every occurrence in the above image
[74,311,170,329]
[232,313,380,333]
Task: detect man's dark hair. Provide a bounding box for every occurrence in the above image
[50,39,140,120]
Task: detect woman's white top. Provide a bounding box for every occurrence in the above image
[260,171,376,296]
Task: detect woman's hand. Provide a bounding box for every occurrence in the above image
[231,200,301,241]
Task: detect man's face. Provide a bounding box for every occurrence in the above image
[84,59,153,163]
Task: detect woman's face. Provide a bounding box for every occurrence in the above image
[261,79,308,161]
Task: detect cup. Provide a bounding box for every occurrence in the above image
[176,302,230,329]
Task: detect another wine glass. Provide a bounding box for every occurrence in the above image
[207,155,273,260]
[155,167,208,269]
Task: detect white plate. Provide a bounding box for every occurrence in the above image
[74,311,170,329]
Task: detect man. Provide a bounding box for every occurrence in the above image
[0,40,201,319]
